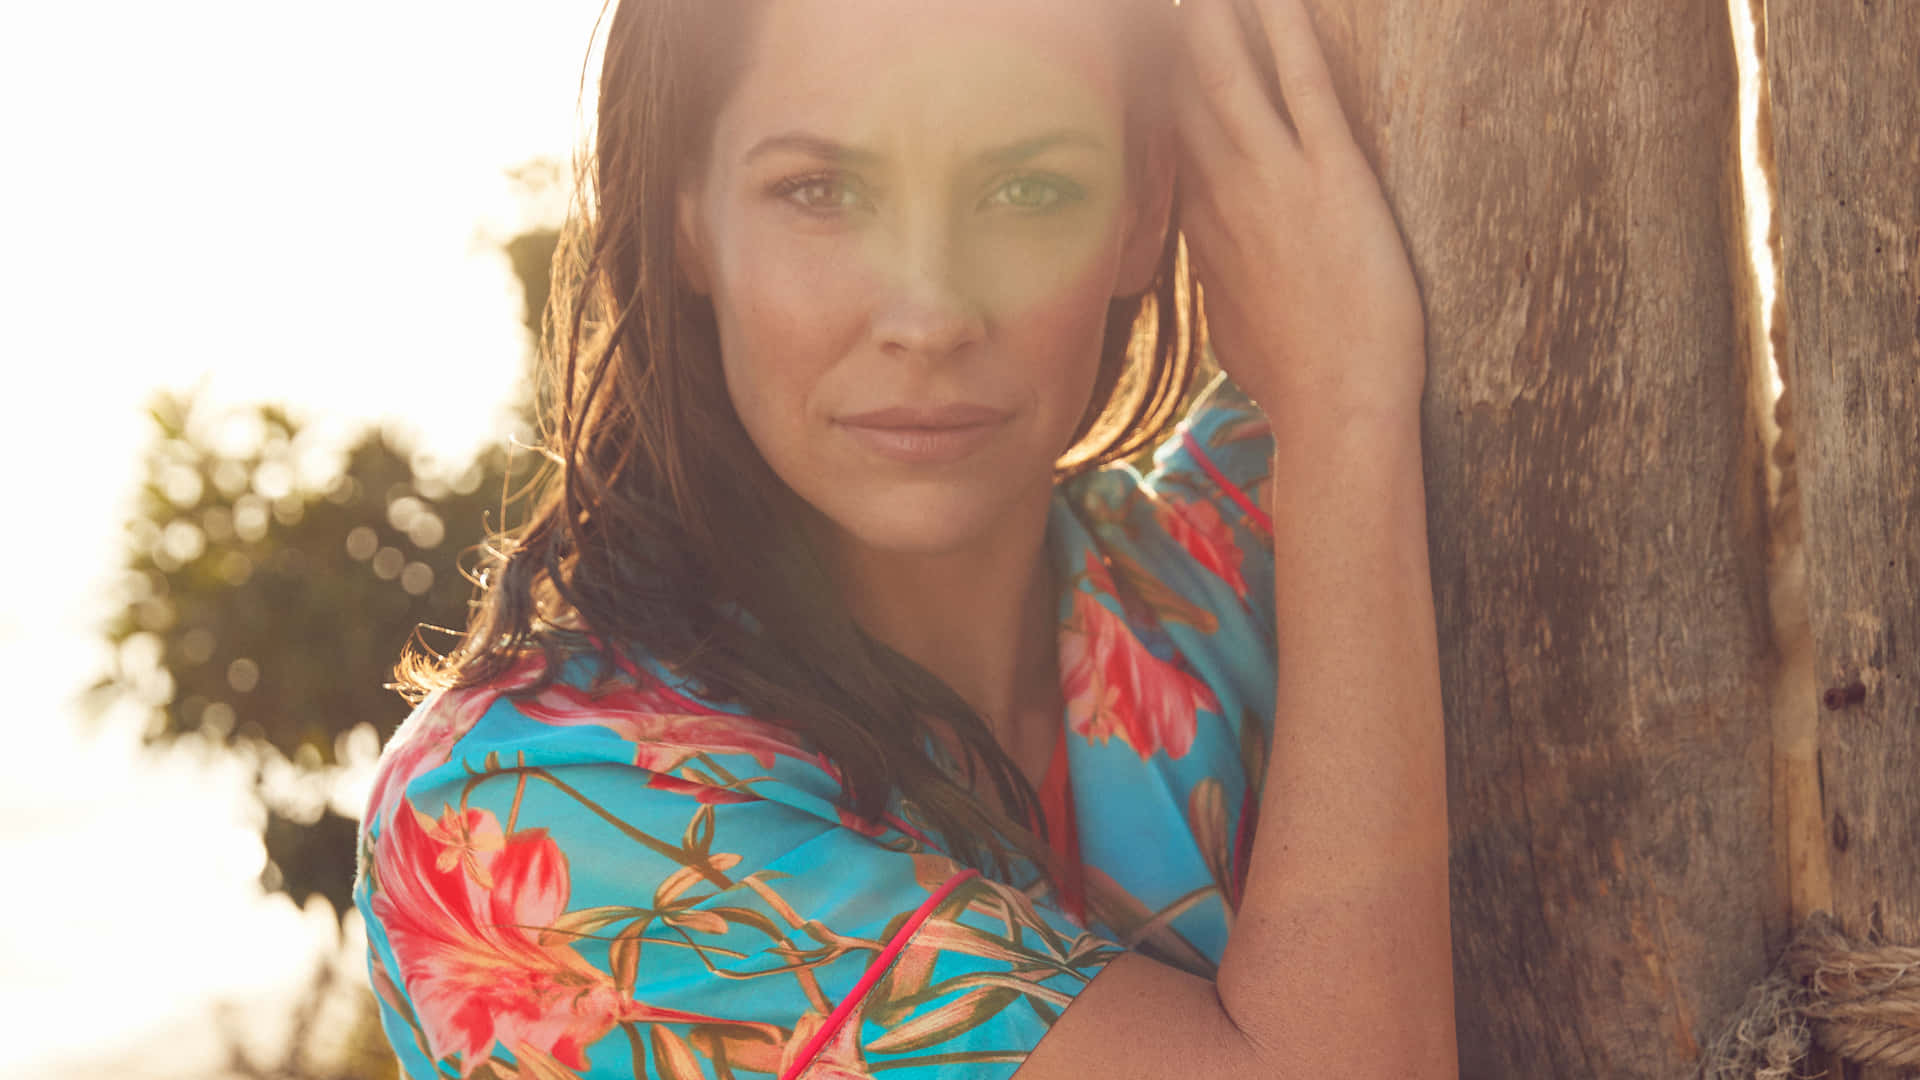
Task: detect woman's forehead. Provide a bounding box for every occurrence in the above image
[714,0,1129,161]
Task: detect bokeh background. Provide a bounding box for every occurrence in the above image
[1,4,611,1076]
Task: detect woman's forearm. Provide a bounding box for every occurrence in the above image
[1215,406,1457,1076]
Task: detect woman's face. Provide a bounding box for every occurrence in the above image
[680,0,1165,562]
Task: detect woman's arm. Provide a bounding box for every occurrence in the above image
[1017,0,1455,1075]
[1213,410,1453,1072]
[1185,0,1454,1062]
[1017,403,1451,1080]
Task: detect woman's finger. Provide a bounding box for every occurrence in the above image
[1178,0,1297,156]
[1174,187,1245,311]
[1243,0,1355,155]
[1175,182,1228,264]
[1170,44,1242,178]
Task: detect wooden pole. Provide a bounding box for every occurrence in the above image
[1768,0,1920,1074]
[1297,0,1781,1072]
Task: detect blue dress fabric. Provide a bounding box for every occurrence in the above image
[353,373,1278,1079]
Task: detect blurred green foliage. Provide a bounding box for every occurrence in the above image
[89,208,557,1078]
[93,226,559,922]
[94,389,543,917]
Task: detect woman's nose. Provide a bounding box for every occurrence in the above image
[870,227,987,360]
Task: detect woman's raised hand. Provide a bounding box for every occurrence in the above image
[1174,0,1427,427]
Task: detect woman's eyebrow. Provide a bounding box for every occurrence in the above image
[744,132,882,167]
[976,130,1108,167]
[742,129,1108,168]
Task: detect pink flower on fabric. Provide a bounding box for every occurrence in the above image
[371,801,738,1075]
[644,770,759,805]
[1060,562,1218,761]
[1155,495,1249,600]
[365,654,547,828]
[518,675,937,844]
[517,681,820,774]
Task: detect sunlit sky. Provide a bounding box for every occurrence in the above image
[0,4,608,1075]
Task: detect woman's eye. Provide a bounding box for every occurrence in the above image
[984,175,1081,211]
[774,174,866,214]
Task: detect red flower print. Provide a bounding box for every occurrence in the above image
[365,653,547,827]
[1155,495,1249,600]
[422,803,506,888]
[508,672,938,848]
[517,681,820,774]
[1080,549,1120,596]
[371,800,746,1075]
[1060,582,1218,761]
[644,771,759,805]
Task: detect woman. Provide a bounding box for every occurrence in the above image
[354,0,1452,1076]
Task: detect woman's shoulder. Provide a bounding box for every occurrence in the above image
[357,640,881,852]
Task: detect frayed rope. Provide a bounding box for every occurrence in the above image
[1702,911,1920,1078]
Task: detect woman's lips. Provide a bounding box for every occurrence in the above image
[836,403,1009,428]
[834,408,1009,465]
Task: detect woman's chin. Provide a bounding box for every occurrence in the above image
[840,514,999,559]
[823,485,1039,560]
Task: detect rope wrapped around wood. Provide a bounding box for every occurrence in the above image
[1702,911,1920,1077]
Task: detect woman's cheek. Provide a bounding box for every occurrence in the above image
[718,224,868,367]
[985,225,1124,452]
[729,218,863,326]
[985,219,1118,343]
[714,225,876,462]
[976,203,1120,317]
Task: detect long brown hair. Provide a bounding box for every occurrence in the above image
[399,0,1201,884]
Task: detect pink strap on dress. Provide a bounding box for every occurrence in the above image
[1180,430,1274,534]
[1036,722,1086,926]
[779,867,984,1080]
[785,725,1085,1077]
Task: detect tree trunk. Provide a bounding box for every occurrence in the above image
[1768,0,1920,1074]
[1298,0,1781,1073]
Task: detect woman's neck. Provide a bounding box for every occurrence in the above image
[823,492,1062,735]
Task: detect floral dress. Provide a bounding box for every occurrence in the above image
[353,373,1278,1080]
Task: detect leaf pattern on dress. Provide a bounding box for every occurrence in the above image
[1187,778,1232,903]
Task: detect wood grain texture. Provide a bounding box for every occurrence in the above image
[1768,0,1920,1075]
[1293,0,1781,1073]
